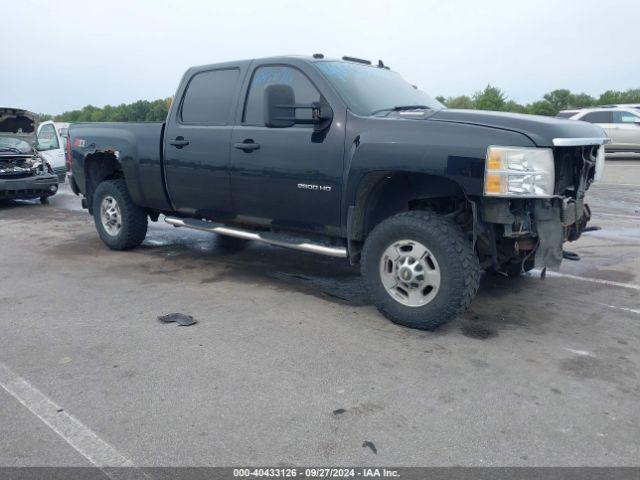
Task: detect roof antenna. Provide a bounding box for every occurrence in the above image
[377,60,385,68]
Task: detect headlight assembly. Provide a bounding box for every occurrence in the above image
[484,146,555,197]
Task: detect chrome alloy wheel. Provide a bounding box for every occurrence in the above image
[100,195,122,236]
[379,239,441,307]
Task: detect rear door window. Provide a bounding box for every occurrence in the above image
[180,69,239,124]
[580,111,613,123]
[556,111,577,119]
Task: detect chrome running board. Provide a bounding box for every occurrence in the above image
[164,217,348,258]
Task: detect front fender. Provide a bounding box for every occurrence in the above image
[342,114,537,215]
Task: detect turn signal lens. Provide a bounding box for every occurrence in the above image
[65,134,72,170]
[487,149,503,170]
[485,174,503,194]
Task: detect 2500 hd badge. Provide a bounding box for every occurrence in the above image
[298,183,332,192]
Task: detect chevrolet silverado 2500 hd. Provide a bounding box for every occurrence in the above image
[67,55,608,330]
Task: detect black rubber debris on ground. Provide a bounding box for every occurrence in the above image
[158,313,197,326]
[333,408,347,415]
[362,441,377,454]
[563,250,581,261]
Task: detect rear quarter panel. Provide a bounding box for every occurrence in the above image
[69,122,170,210]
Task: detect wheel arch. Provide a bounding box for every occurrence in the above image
[349,171,470,242]
[83,151,124,214]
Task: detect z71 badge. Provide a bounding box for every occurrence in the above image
[298,183,332,192]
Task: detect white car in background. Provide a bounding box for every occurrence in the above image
[557,107,640,155]
[55,122,70,140]
[36,120,67,182]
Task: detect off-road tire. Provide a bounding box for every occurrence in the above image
[362,210,480,330]
[93,179,147,250]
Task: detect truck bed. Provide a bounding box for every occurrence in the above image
[69,122,171,211]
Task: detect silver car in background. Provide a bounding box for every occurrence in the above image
[557,107,640,154]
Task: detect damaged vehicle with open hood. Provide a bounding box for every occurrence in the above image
[0,107,59,203]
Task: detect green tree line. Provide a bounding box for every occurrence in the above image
[41,98,173,122]
[436,86,640,116]
[40,87,640,122]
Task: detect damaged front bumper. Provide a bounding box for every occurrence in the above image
[0,172,59,200]
[531,197,590,270]
[479,196,591,271]
[1,153,59,200]
[478,143,604,271]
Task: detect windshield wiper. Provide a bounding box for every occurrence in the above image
[370,105,432,116]
[0,147,24,154]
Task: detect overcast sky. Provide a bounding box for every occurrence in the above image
[2,0,638,114]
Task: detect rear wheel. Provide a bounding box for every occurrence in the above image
[362,210,480,330]
[93,179,147,250]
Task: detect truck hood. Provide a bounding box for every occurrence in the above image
[0,107,39,145]
[428,109,608,147]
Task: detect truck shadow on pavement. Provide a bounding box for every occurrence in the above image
[43,215,554,339]
[141,230,373,307]
[134,225,554,338]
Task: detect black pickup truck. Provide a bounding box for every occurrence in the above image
[68,55,608,330]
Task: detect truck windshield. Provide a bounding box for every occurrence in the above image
[315,61,443,116]
[0,137,32,154]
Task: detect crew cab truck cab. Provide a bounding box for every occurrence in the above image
[68,55,608,330]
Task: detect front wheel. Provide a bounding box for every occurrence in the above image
[362,210,480,330]
[93,179,148,250]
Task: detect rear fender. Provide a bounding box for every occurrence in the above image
[71,130,144,212]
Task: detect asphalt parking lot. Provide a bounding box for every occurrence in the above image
[0,161,638,467]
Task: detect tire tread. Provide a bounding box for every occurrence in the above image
[93,179,147,250]
[362,210,480,330]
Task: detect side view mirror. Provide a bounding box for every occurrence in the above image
[634,119,640,126]
[264,84,296,128]
[264,83,333,131]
